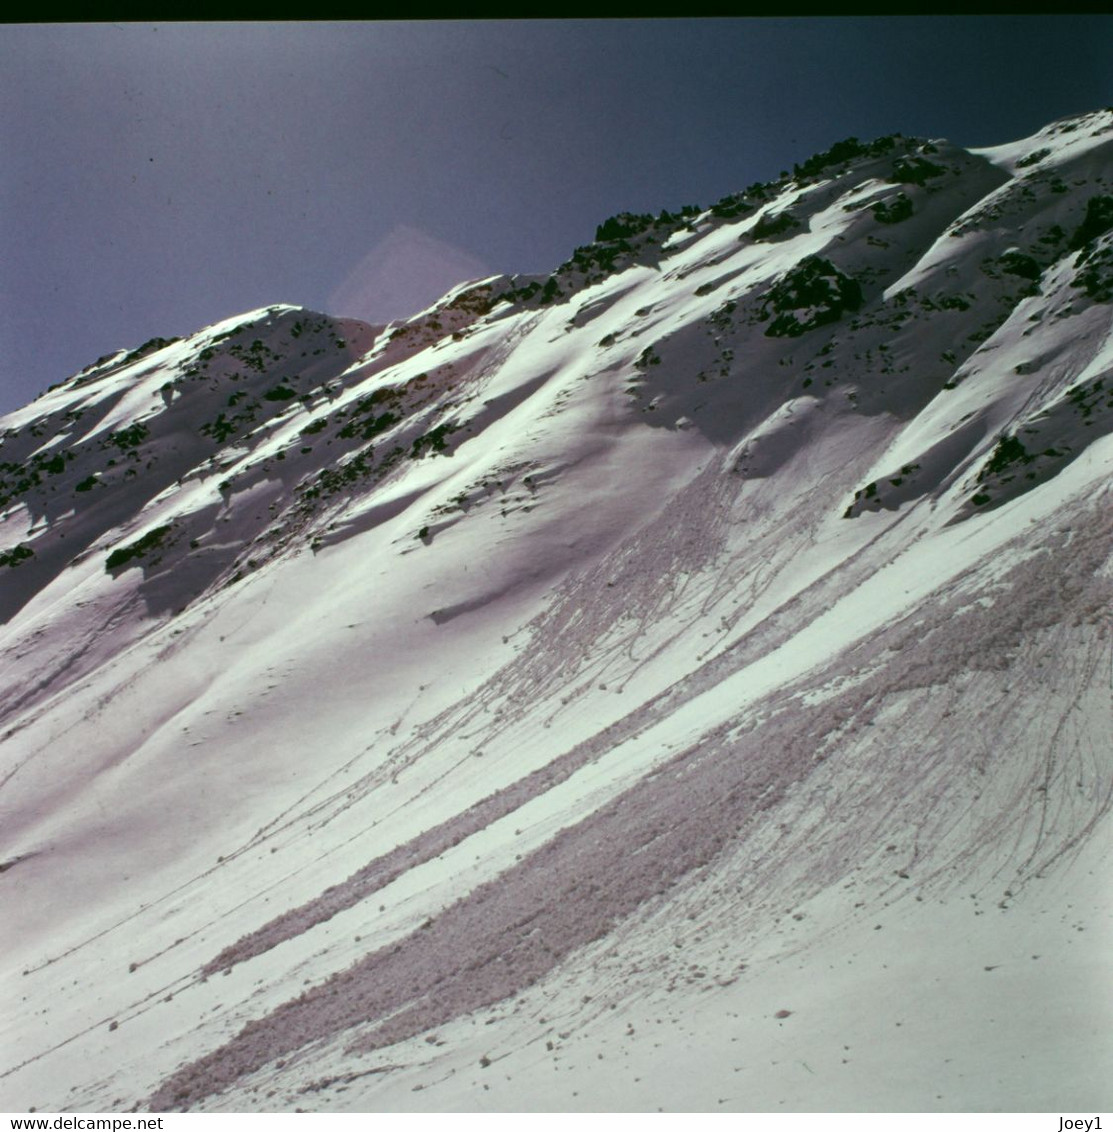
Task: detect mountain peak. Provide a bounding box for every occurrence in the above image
[3,111,1112,1114]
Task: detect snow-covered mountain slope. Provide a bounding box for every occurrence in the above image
[3,110,1113,1114]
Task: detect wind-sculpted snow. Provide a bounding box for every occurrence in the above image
[4,110,1113,1115]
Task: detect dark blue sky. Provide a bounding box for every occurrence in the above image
[3,18,1112,414]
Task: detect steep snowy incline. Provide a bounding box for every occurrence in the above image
[2,110,1112,1114]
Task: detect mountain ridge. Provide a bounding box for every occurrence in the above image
[2,108,1112,1113]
